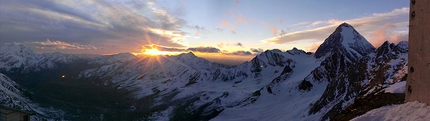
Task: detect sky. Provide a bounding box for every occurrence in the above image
[0,0,409,64]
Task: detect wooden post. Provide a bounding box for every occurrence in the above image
[406,0,430,104]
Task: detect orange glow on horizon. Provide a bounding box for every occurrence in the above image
[144,48,161,56]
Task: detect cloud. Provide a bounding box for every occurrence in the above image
[230,10,249,25]
[23,39,97,50]
[142,44,186,52]
[390,33,408,44]
[193,25,208,35]
[220,20,235,31]
[368,24,396,47]
[187,47,221,53]
[250,48,264,54]
[216,28,224,32]
[231,31,237,34]
[262,7,409,46]
[217,42,244,48]
[305,42,322,52]
[143,44,257,55]
[368,24,408,47]
[0,0,188,54]
[310,21,323,26]
[292,22,310,26]
[226,50,253,55]
[271,27,278,37]
[263,23,278,36]
[218,6,249,34]
[279,29,290,36]
[217,43,224,48]
[235,42,243,47]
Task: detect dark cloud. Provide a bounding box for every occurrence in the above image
[231,31,237,34]
[143,44,186,52]
[194,25,208,34]
[22,39,98,50]
[235,42,243,47]
[187,47,220,53]
[227,50,252,55]
[250,48,264,54]
[217,42,244,48]
[0,0,187,54]
[143,44,228,54]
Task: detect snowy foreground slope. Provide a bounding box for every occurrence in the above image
[0,23,411,120]
[351,81,429,121]
[352,101,430,121]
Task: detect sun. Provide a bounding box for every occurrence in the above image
[145,48,161,56]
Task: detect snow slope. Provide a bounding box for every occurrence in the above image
[0,72,64,120]
[43,52,97,64]
[0,44,55,72]
[352,101,430,121]
[212,55,326,121]
[0,44,98,72]
[385,81,406,93]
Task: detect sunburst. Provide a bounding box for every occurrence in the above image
[145,48,161,56]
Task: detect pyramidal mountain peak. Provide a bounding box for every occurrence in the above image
[314,22,375,62]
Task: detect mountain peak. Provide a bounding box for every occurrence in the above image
[339,22,352,27]
[0,44,33,54]
[395,41,408,53]
[314,23,375,61]
[0,44,56,72]
[332,22,352,33]
[179,52,196,57]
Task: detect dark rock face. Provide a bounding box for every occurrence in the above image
[331,91,405,121]
[311,60,368,120]
[308,40,408,120]
[305,24,407,120]
[298,80,313,91]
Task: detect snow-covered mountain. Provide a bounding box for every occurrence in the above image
[79,46,320,120]
[308,40,408,120]
[43,52,98,64]
[0,23,409,120]
[88,52,135,65]
[0,44,97,73]
[315,23,375,62]
[0,44,55,72]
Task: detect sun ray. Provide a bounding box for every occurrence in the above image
[145,48,161,56]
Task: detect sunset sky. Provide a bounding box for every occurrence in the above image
[0,0,409,62]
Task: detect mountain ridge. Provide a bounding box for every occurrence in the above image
[0,23,409,120]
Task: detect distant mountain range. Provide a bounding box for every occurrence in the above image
[0,23,408,120]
